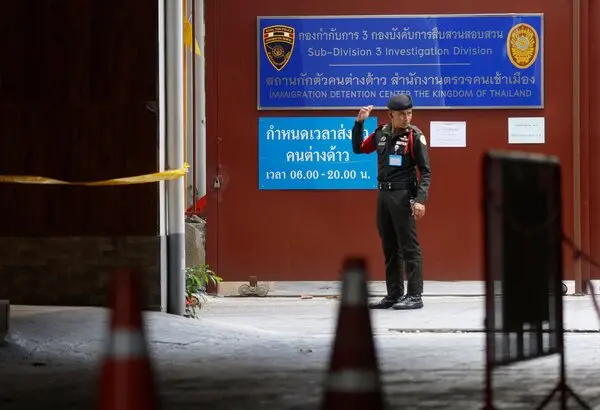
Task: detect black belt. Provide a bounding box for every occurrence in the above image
[378,182,411,191]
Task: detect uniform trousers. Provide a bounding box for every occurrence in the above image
[376,188,424,297]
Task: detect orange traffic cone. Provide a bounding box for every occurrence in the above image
[321,256,385,410]
[97,268,158,410]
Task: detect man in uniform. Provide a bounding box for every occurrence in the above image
[351,93,431,310]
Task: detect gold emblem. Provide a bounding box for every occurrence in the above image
[262,25,295,71]
[506,23,540,69]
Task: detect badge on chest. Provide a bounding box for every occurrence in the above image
[389,154,403,167]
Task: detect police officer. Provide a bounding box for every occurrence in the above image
[351,93,431,310]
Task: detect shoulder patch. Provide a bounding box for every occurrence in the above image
[419,134,427,146]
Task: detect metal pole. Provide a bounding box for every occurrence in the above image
[572,0,582,295]
[182,0,187,210]
[580,0,591,295]
[157,0,168,311]
[191,0,198,211]
[165,0,186,315]
[194,0,207,200]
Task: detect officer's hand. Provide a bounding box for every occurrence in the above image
[412,202,426,220]
[356,105,373,122]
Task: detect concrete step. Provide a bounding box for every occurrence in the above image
[218,280,600,298]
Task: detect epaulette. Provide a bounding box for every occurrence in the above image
[409,124,423,135]
[378,123,392,133]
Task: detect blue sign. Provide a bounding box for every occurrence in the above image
[258,117,378,190]
[257,14,544,110]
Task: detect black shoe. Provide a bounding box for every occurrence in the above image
[369,295,403,309]
[392,295,424,310]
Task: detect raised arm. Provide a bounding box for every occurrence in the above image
[352,120,376,154]
[352,105,377,154]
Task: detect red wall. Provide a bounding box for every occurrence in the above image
[588,0,600,281]
[205,1,576,282]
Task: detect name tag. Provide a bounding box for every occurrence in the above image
[389,155,403,167]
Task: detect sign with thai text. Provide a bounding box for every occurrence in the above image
[258,117,378,190]
[257,14,544,109]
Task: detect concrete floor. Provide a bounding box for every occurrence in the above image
[1,295,599,409]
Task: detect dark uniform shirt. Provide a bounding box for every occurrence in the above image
[352,121,432,204]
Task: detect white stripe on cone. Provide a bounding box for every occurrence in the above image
[325,369,380,393]
[107,329,148,359]
[341,269,368,307]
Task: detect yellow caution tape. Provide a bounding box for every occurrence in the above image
[184,17,201,56]
[0,163,189,186]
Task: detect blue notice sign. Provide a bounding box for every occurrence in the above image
[258,117,378,190]
[257,14,544,109]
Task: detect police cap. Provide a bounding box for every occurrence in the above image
[387,93,413,111]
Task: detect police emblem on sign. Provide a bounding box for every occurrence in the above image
[506,23,540,69]
[262,25,295,71]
